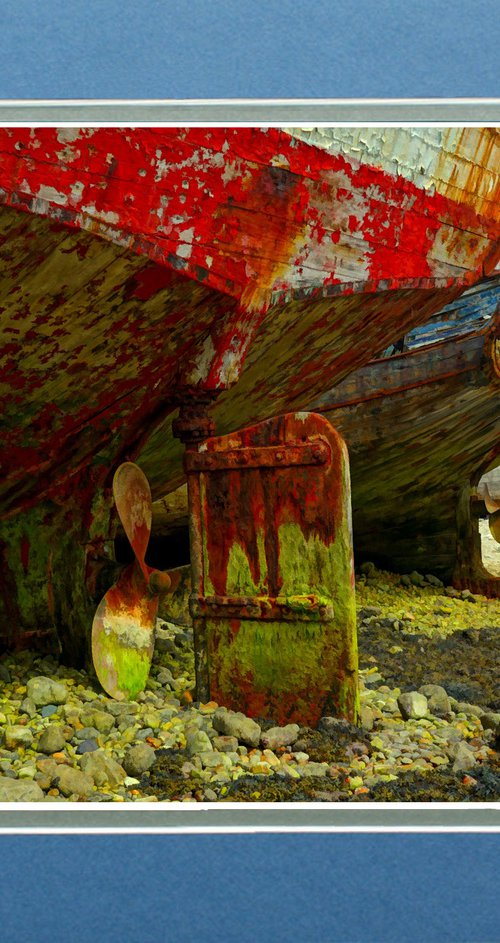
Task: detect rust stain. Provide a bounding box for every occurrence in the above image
[183,411,359,726]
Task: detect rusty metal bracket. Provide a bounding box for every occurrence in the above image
[189,593,334,622]
[185,438,331,473]
[172,393,218,445]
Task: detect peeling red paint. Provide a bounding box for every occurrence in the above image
[1,128,498,308]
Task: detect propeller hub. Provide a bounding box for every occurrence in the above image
[148,570,172,595]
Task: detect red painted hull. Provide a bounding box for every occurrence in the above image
[1,126,499,518]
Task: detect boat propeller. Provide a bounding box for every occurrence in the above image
[91,462,171,700]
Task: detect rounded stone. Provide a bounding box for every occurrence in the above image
[212,708,261,748]
[5,725,34,749]
[0,776,44,801]
[123,744,156,777]
[260,724,300,751]
[409,571,426,586]
[76,739,99,755]
[41,704,59,718]
[54,765,95,798]
[397,692,428,720]
[74,727,100,741]
[480,712,500,736]
[20,698,37,718]
[450,742,477,773]
[26,676,67,707]
[418,684,451,717]
[37,725,67,755]
[80,710,115,735]
[79,751,126,787]
[212,735,239,753]
[186,730,213,757]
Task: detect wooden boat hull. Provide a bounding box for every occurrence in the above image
[1,127,499,657]
[151,279,500,593]
[308,282,500,591]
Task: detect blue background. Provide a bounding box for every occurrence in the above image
[1,2,499,941]
[1,834,499,942]
[1,0,499,100]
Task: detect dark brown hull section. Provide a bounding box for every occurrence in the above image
[313,316,500,586]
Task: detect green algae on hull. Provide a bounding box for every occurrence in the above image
[207,521,360,724]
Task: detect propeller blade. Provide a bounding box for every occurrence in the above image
[92,561,159,700]
[113,462,152,581]
[91,462,171,700]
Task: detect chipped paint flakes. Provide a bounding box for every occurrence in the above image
[56,128,86,144]
[216,343,248,388]
[70,181,85,202]
[36,185,68,206]
[184,334,217,385]
[55,146,80,164]
[80,204,120,226]
[287,126,500,222]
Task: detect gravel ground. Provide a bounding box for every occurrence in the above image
[0,565,498,802]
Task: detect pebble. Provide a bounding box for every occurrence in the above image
[74,727,100,740]
[425,574,443,587]
[397,692,428,720]
[456,702,484,719]
[41,704,59,718]
[76,739,99,755]
[409,571,426,587]
[418,684,451,717]
[54,765,95,798]
[20,698,38,718]
[123,744,156,777]
[79,751,126,787]
[212,735,239,753]
[450,742,477,773]
[360,706,375,731]
[81,710,115,734]
[38,725,67,754]
[260,724,300,750]
[0,776,44,801]
[5,725,34,749]
[212,708,261,748]
[200,751,232,772]
[18,765,37,779]
[186,730,213,756]
[26,676,67,707]
[297,762,329,778]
